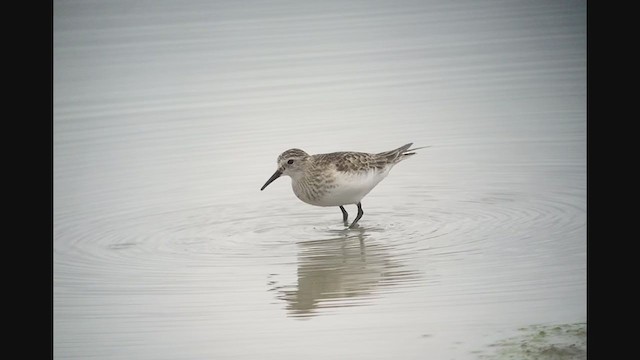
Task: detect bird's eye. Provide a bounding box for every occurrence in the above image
[287,159,294,164]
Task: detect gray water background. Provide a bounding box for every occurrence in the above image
[54,0,586,358]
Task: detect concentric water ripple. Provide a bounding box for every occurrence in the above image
[55,186,585,271]
[55,182,584,318]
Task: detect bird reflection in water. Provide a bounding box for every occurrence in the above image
[271,227,421,318]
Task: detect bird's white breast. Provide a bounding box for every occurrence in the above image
[307,167,390,207]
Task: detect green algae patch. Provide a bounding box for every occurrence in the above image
[480,323,586,360]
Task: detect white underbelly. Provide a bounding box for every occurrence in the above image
[308,169,389,207]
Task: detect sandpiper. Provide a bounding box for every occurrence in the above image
[260,143,426,228]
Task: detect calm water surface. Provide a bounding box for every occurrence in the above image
[54,0,586,359]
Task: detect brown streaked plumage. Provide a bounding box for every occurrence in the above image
[261,143,427,228]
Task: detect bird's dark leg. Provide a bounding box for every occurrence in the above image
[339,206,349,223]
[348,202,364,229]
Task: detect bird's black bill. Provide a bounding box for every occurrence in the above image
[260,170,282,191]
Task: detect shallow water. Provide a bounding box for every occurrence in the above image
[54,0,586,359]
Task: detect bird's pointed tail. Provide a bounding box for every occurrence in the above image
[403,144,431,156]
[377,143,430,162]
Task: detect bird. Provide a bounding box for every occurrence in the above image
[260,143,426,228]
